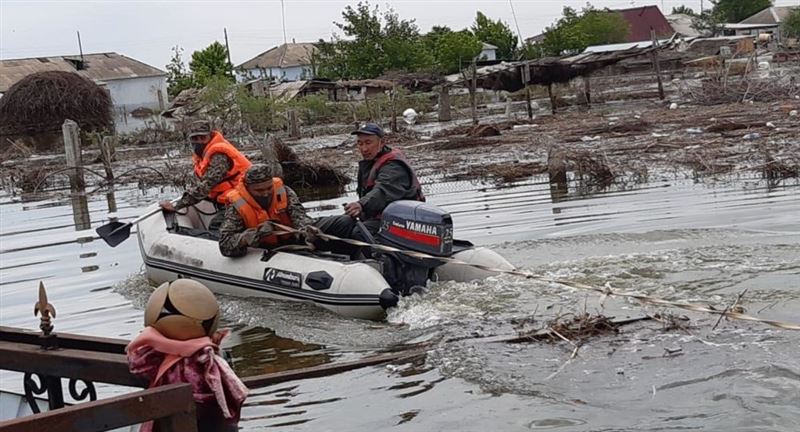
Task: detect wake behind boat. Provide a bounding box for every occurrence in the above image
[135,200,515,320]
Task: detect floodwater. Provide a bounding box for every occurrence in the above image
[1,169,799,431]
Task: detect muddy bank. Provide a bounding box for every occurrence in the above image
[2,98,799,199]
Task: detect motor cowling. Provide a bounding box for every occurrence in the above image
[376,201,454,295]
[377,201,453,257]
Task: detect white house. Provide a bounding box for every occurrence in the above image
[237,42,316,82]
[724,6,798,43]
[0,52,167,131]
[479,42,498,61]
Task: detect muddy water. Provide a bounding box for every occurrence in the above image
[1,171,799,430]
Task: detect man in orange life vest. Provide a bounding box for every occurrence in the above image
[218,164,314,257]
[159,120,252,224]
[315,123,424,249]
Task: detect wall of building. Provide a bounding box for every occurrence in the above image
[240,65,313,82]
[479,48,497,61]
[103,75,167,112]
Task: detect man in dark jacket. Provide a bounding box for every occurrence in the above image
[316,123,424,250]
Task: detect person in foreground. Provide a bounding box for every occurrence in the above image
[126,279,248,432]
[159,120,251,219]
[316,122,425,247]
[218,164,315,257]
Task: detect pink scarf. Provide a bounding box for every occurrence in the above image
[126,327,248,431]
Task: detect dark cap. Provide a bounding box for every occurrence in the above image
[351,122,384,138]
[188,120,211,138]
[245,164,277,184]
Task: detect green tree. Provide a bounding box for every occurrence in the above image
[422,26,482,74]
[540,6,630,56]
[471,11,518,60]
[189,41,233,87]
[165,45,195,98]
[712,0,772,23]
[691,10,725,36]
[316,2,430,80]
[783,8,800,38]
[671,5,697,16]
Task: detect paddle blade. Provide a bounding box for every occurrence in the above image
[96,221,132,247]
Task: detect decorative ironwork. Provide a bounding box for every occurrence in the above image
[68,377,97,402]
[23,373,46,414]
[23,372,65,412]
[34,281,58,349]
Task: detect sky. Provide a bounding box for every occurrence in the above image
[1,0,796,70]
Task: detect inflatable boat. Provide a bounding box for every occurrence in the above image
[136,200,514,320]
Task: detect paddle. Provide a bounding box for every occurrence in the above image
[96,202,172,247]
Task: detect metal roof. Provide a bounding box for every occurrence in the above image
[0,52,165,93]
[238,43,316,70]
[739,6,797,25]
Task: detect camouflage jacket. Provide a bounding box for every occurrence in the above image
[218,186,314,257]
[174,154,232,210]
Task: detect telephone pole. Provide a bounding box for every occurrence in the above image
[223,27,233,72]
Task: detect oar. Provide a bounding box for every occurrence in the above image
[96,201,173,247]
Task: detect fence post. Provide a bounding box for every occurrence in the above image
[650,28,665,100]
[438,86,451,122]
[100,136,118,218]
[62,120,91,230]
[288,110,300,139]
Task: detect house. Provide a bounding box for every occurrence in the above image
[479,43,498,61]
[0,52,167,116]
[612,6,675,42]
[724,6,798,43]
[237,42,316,82]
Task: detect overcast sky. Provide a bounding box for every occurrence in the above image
[1,0,796,69]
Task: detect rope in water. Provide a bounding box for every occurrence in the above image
[268,221,800,331]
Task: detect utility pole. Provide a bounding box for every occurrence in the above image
[76,31,84,62]
[281,0,288,45]
[223,28,233,74]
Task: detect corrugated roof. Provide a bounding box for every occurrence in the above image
[739,6,798,25]
[613,6,675,42]
[238,43,316,70]
[666,14,701,37]
[0,52,165,93]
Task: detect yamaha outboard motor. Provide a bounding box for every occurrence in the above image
[375,201,453,295]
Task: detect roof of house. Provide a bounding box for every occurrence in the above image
[739,6,798,25]
[481,42,498,50]
[666,13,701,37]
[238,43,317,70]
[613,6,675,42]
[0,52,165,93]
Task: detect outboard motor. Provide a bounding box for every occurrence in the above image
[375,201,453,295]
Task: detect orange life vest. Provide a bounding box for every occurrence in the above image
[192,132,252,203]
[226,178,294,247]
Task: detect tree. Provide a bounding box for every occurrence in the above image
[540,6,630,56]
[422,26,482,74]
[783,8,800,39]
[165,45,195,98]
[189,41,233,87]
[315,2,430,80]
[712,0,772,24]
[671,5,697,16]
[691,10,725,37]
[471,12,518,60]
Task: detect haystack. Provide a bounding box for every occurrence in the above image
[0,71,113,137]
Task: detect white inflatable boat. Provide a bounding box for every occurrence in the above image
[136,200,514,320]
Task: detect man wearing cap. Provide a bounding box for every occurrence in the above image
[218,164,314,257]
[315,122,424,247]
[159,120,252,214]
